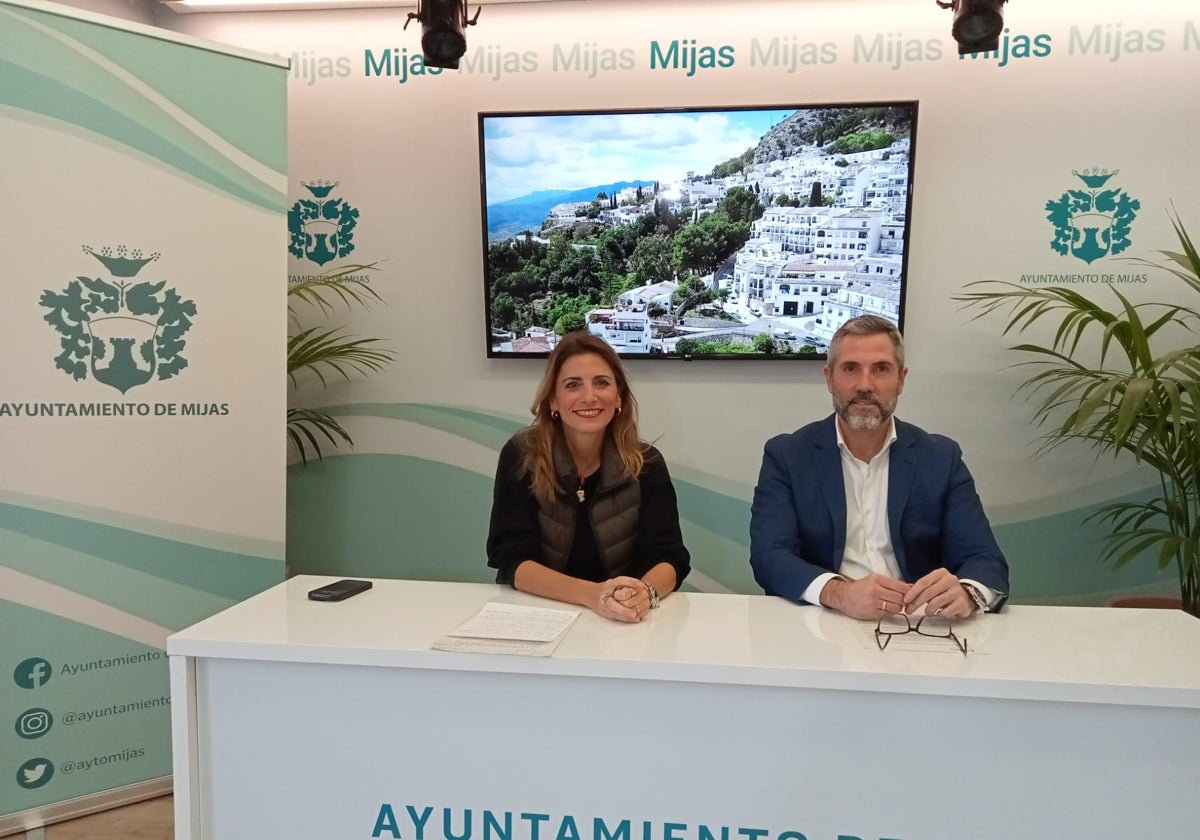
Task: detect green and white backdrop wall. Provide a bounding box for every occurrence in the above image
[140,0,1200,598]
[0,0,286,830]
[159,0,1200,604]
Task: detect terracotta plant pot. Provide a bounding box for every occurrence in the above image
[1108,596,1185,610]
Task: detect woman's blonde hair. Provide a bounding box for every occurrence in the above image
[520,331,643,502]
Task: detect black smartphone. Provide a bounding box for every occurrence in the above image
[307,579,373,602]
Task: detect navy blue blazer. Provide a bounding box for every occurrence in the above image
[749,415,1009,605]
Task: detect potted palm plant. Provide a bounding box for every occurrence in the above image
[956,212,1200,618]
[287,263,394,464]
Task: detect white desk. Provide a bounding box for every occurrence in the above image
[168,577,1200,840]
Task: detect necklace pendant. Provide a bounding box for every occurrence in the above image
[576,488,586,503]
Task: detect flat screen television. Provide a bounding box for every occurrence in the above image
[479,101,917,359]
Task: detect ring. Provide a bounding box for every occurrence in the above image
[600,592,612,606]
[881,600,886,613]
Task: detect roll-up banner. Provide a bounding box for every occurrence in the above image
[0,0,287,831]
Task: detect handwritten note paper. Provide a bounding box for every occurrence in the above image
[432,602,580,656]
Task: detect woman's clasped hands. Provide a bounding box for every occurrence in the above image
[594,576,653,623]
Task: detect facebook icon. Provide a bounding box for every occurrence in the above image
[14,658,53,690]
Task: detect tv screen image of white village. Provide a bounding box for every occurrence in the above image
[482,105,912,357]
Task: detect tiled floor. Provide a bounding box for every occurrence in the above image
[34,795,172,840]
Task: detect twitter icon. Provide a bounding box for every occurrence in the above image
[17,758,54,789]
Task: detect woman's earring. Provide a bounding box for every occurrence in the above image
[551,410,561,421]
[614,406,622,417]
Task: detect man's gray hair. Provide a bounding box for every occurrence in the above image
[827,315,905,368]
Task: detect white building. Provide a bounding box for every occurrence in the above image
[753,207,836,255]
[731,239,788,306]
[586,307,653,353]
[772,261,853,318]
[618,281,677,311]
[813,210,882,264]
[878,220,906,256]
[863,163,910,211]
[682,181,725,206]
[546,201,589,225]
[811,277,902,344]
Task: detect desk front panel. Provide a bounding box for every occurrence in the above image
[193,655,1197,840]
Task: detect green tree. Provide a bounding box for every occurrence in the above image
[492,268,543,301]
[752,333,777,354]
[630,234,675,286]
[827,128,896,155]
[718,186,764,225]
[546,232,572,267]
[554,311,586,335]
[672,275,715,317]
[548,244,602,299]
[683,214,754,274]
[678,339,753,354]
[710,147,755,179]
[599,269,639,308]
[490,291,519,328]
[674,223,721,277]
[544,293,591,333]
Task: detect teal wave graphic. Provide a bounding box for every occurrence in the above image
[0,12,283,212]
[287,453,497,582]
[10,2,286,171]
[2,529,234,630]
[990,484,1182,601]
[325,403,751,542]
[0,502,282,601]
[322,402,527,450]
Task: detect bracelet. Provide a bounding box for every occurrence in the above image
[645,582,661,609]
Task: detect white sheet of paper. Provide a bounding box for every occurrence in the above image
[448,602,579,642]
[430,636,560,657]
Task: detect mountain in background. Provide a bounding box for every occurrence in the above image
[486,179,656,240]
[754,105,913,165]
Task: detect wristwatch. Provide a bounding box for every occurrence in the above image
[645,582,661,609]
[962,582,989,614]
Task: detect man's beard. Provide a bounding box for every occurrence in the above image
[832,392,897,431]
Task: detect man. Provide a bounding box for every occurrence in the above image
[749,315,1008,620]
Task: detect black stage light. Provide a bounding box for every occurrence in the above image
[404,0,481,70]
[936,0,1008,55]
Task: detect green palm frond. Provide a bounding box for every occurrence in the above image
[288,326,394,387]
[287,263,395,464]
[287,263,383,325]
[955,209,1200,613]
[287,408,354,466]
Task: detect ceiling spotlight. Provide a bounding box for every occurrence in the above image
[936,0,1008,55]
[404,0,481,70]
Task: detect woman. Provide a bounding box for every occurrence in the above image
[487,331,690,622]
